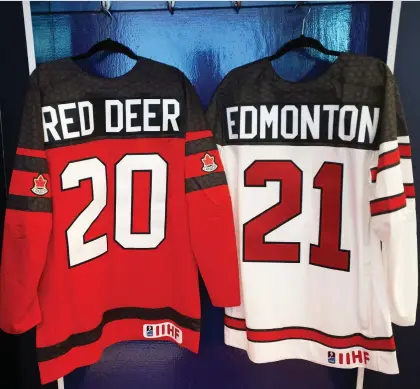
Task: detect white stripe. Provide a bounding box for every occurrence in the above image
[57,377,65,389]
[401,159,414,184]
[397,135,410,145]
[378,140,399,155]
[386,1,402,73]
[22,1,36,74]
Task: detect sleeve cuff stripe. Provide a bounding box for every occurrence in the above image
[16,147,46,159]
[185,137,217,156]
[404,183,416,198]
[185,172,227,193]
[7,194,52,213]
[370,192,406,216]
[186,130,213,141]
[399,144,411,158]
[14,155,48,174]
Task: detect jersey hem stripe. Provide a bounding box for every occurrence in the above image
[37,307,200,362]
[224,318,395,351]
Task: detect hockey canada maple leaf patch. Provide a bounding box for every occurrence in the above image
[201,153,218,172]
[31,174,48,196]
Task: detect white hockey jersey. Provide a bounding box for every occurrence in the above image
[206,53,418,374]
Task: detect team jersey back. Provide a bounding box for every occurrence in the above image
[0,58,240,384]
[206,53,418,373]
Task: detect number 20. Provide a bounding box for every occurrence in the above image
[243,160,350,271]
[61,154,167,268]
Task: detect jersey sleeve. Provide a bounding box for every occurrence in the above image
[0,71,52,333]
[183,77,240,307]
[205,82,225,147]
[370,66,418,326]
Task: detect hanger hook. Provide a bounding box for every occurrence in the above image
[167,1,175,15]
[100,0,118,34]
[233,1,241,13]
[101,1,112,18]
[293,1,303,10]
[301,5,312,36]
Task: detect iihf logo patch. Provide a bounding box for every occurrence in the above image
[146,325,154,337]
[328,351,336,364]
[201,153,218,172]
[31,174,48,196]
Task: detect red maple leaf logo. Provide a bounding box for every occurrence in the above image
[202,153,214,166]
[201,153,218,172]
[34,174,47,188]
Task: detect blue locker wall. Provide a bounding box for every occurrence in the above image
[29,2,392,389]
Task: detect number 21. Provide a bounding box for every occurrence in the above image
[243,160,350,271]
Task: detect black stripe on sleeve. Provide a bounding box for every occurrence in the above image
[37,307,200,362]
[14,154,48,173]
[185,137,217,156]
[7,194,52,212]
[185,172,227,193]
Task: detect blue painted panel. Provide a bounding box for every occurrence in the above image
[30,2,383,389]
[32,2,370,107]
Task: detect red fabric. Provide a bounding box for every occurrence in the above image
[16,147,46,158]
[370,168,378,182]
[38,319,200,384]
[8,170,52,198]
[224,315,246,330]
[399,144,412,158]
[404,183,416,198]
[370,192,406,216]
[378,149,400,170]
[0,136,240,383]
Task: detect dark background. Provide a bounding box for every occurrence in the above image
[0,2,417,389]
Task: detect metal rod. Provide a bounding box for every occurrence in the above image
[32,2,369,16]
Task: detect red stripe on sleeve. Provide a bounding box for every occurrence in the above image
[186,130,214,141]
[370,192,406,216]
[9,171,51,198]
[185,152,223,179]
[224,315,246,331]
[404,183,416,198]
[370,168,377,183]
[378,149,400,170]
[245,327,395,352]
[399,144,412,158]
[16,147,46,159]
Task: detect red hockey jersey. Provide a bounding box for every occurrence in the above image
[0,58,240,383]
